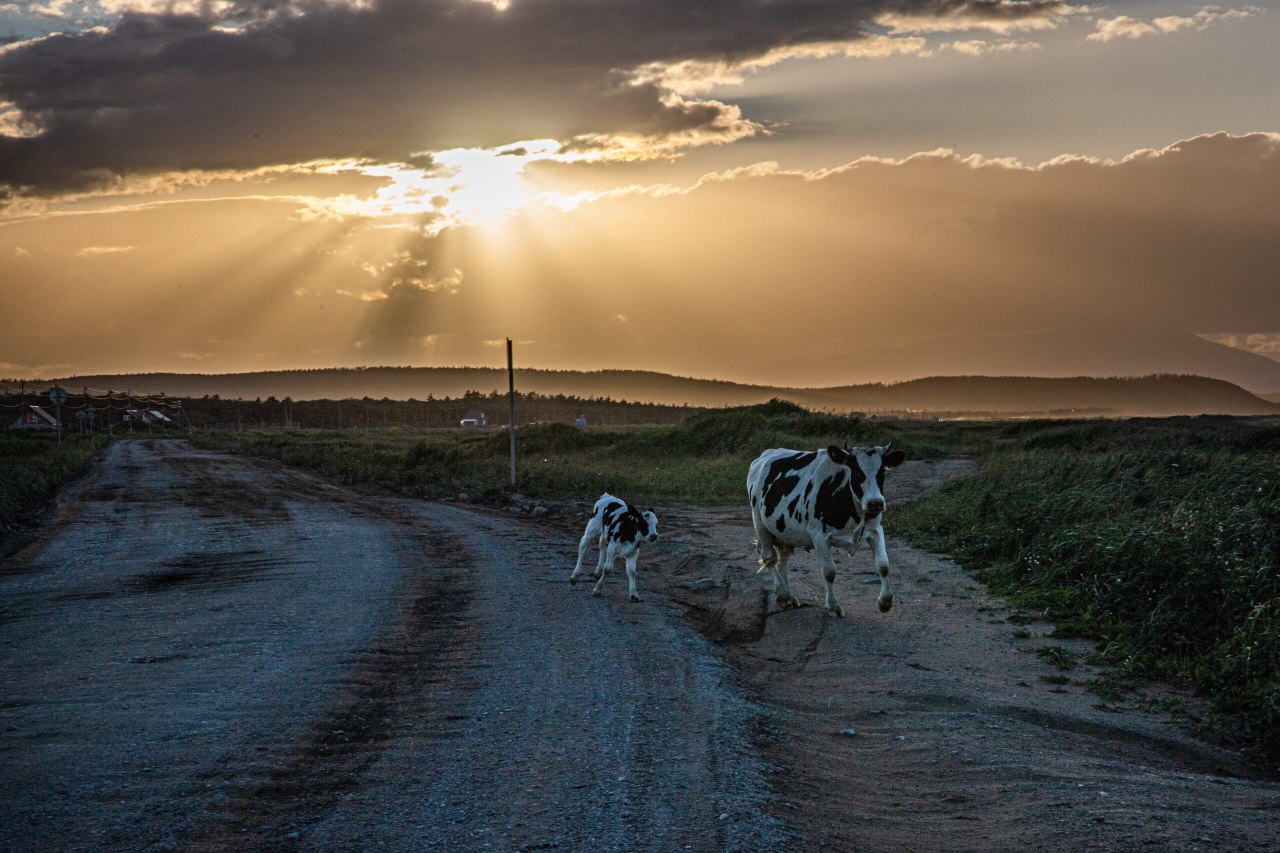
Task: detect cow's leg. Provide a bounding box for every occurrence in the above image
[592,543,616,597]
[868,521,893,613]
[570,516,603,584]
[625,551,642,602]
[754,514,797,610]
[812,537,843,617]
[773,545,798,610]
[753,513,777,569]
[831,522,866,558]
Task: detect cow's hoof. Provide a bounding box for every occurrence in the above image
[569,575,578,585]
[777,596,797,610]
[592,589,602,598]
[828,605,844,618]
[878,596,893,613]
[630,594,642,602]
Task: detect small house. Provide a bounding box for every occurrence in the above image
[7,405,58,431]
[460,410,488,428]
[123,409,173,426]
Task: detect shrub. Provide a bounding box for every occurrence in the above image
[896,423,1280,764]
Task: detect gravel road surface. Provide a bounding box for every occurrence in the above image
[0,440,787,852]
[4,441,1279,853]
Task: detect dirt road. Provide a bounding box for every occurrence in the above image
[0,441,785,851]
[646,463,1280,852]
[2,441,1278,852]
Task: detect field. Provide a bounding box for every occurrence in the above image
[188,400,999,501]
[5,404,1278,766]
[894,418,1280,763]
[187,404,1280,766]
[0,432,108,536]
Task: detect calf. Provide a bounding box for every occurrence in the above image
[747,444,905,616]
[570,493,659,602]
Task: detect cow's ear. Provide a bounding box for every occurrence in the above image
[883,449,906,469]
[827,446,850,464]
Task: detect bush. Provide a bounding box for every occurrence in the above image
[0,433,108,529]
[896,423,1280,764]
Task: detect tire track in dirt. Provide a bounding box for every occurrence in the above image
[0,442,458,851]
[186,519,482,850]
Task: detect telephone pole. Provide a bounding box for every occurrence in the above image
[507,338,517,487]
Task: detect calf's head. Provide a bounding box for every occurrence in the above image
[641,509,659,543]
[826,444,906,518]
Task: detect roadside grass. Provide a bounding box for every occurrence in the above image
[894,418,1280,765]
[189,400,994,503]
[0,433,108,532]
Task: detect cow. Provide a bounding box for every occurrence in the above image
[747,444,906,617]
[569,493,660,602]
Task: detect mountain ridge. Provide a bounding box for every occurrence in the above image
[9,368,1278,418]
[749,326,1280,395]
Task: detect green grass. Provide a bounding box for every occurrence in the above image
[189,400,994,502]
[0,433,108,531]
[894,418,1280,764]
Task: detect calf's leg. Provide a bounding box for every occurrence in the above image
[570,517,602,584]
[625,551,641,602]
[592,543,616,597]
[592,534,608,579]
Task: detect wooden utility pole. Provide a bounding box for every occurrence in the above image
[507,338,517,487]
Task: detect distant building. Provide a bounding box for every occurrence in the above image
[575,416,587,427]
[6,405,58,431]
[123,409,173,426]
[460,410,488,428]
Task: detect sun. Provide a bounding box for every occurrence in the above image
[343,140,581,229]
[431,146,542,223]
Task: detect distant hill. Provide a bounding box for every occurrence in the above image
[13,368,1279,418]
[751,325,1280,396]
[796,375,1279,417]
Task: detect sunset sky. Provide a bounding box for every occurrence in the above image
[1,0,1277,384]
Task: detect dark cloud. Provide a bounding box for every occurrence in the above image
[0,0,1070,193]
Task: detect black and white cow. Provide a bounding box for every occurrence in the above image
[570,493,659,602]
[747,445,906,616]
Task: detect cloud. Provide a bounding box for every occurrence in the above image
[878,0,1074,34]
[75,244,133,255]
[0,0,1080,194]
[632,36,929,96]
[6,131,1274,380]
[1088,5,1261,42]
[414,131,1280,371]
[0,360,72,379]
[941,37,1041,55]
[1199,331,1280,361]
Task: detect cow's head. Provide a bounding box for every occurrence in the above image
[641,508,659,543]
[826,444,906,518]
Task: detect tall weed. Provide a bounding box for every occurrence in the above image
[896,427,1280,763]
